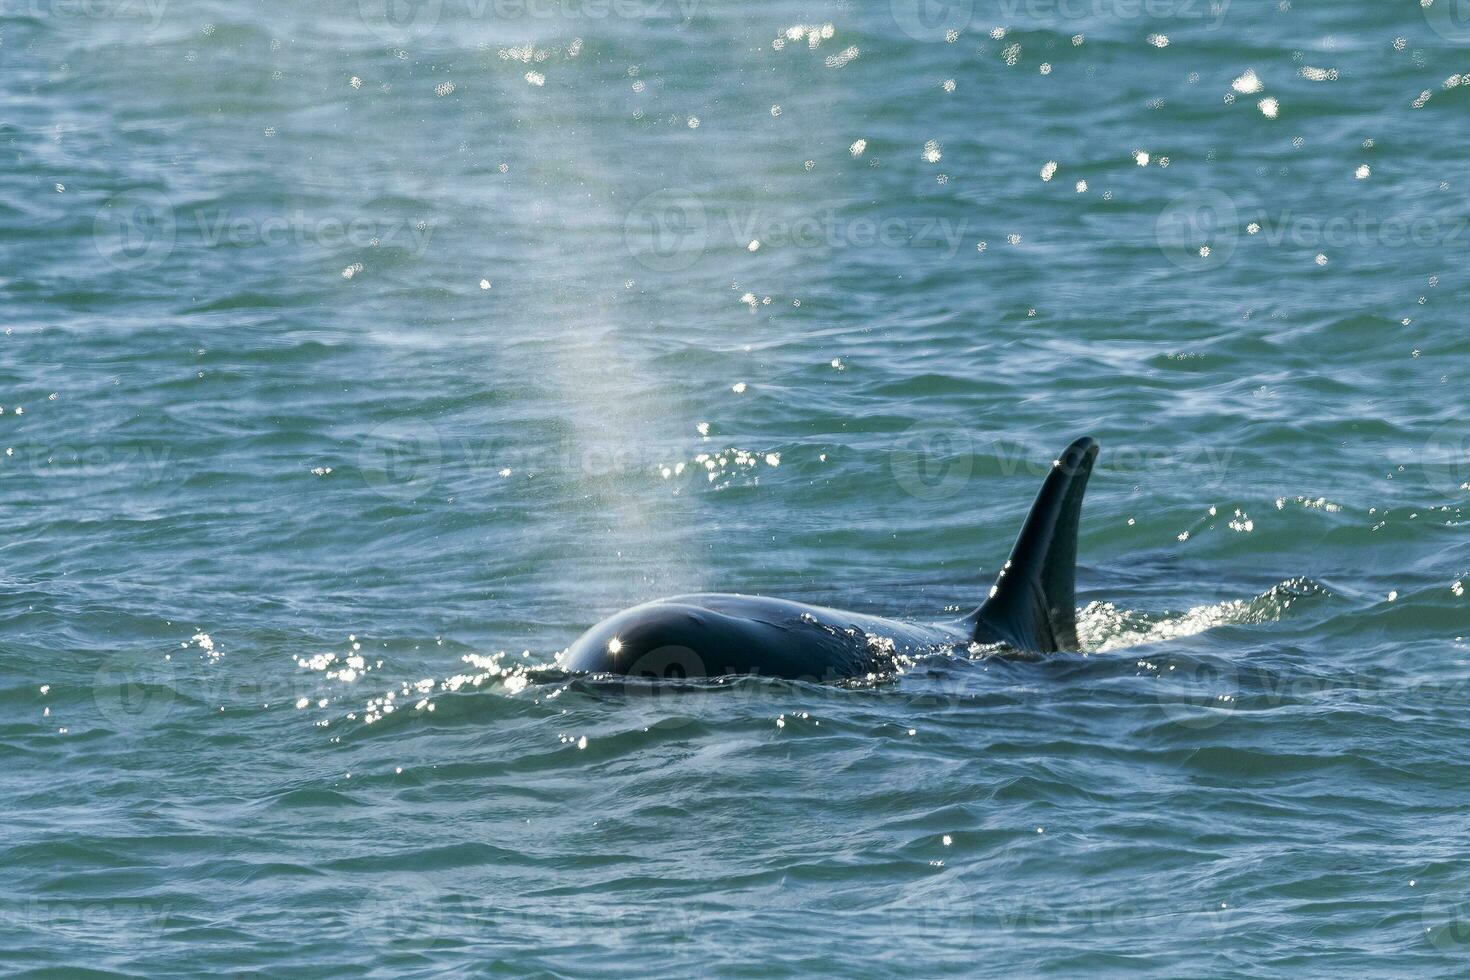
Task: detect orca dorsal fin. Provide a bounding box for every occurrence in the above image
[969,436,1098,653]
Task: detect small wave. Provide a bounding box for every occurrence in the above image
[1078,578,1328,653]
[267,787,371,810]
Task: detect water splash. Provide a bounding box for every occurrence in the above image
[1078,578,1327,653]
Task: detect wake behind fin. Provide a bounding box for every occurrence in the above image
[969,436,1099,653]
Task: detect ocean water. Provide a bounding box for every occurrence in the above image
[3,0,1469,974]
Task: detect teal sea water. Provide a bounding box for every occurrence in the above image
[3,0,1470,974]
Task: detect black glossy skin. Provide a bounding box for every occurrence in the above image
[561,593,974,682]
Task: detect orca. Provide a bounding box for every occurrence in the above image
[562,436,1099,682]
